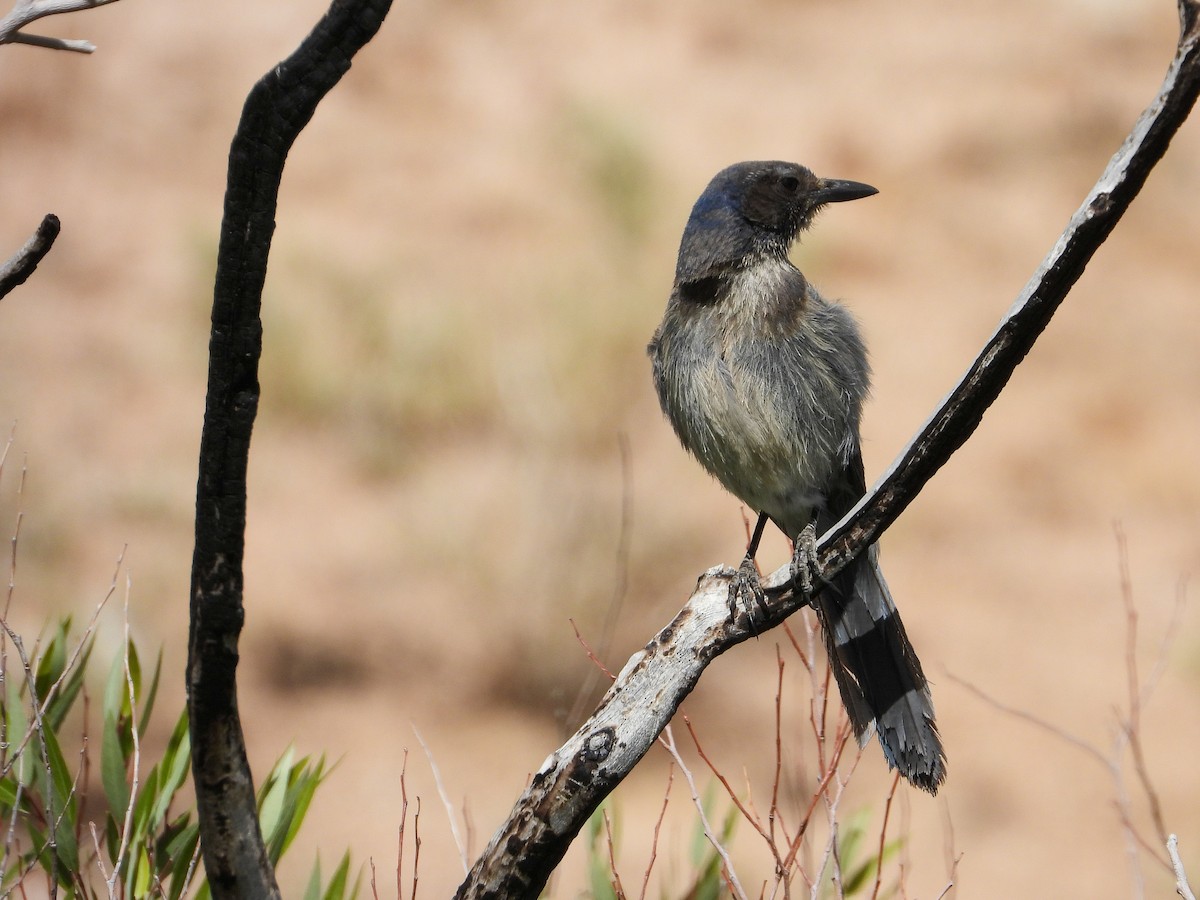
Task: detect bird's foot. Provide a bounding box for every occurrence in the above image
[727,554,768,629]
[790,523,821,605]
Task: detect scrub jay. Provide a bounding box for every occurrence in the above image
[648,160,945,792]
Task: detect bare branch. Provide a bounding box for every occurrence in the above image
[659,725,748,900]
[0,214,59,300]
[413,726,468,873]
[187,0,391,896]
[455,3,1200,896]
[0,0,121,54]
[1169,834,1197,900]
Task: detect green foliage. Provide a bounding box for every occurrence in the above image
[818,808,903,899]
[580,778,906,900]
[303,851,360,900]
[259,747,331,866]
[0,617,353,898]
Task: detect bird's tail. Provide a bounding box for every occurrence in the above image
[813,544,946,793]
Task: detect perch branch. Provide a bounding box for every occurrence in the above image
[1169,834,1197,900]
[0,215,59,300]
[454,2,1200,896]
[0,0,121,54]
[187,0,390,897]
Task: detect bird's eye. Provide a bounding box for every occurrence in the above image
[779,175,800,192]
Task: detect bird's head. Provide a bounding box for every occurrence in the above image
[675,161,877,283]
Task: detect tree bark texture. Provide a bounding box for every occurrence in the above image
[187,1,391,897]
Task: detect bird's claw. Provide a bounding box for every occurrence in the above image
[727,555,768,629]
[790,523,821,604]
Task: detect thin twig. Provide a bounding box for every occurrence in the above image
[569,618,616,681]
[940,803,959,900]
[1115,527,1169,848]
[567,434,634,728]
[637,761,673,900]
[178,838,203,899]
[658,725,749,900]
[781,722,854,873]
[411,797,422,900]
[397,748,409,900]
[870,773,901,900]
[809,750,860,900]
[87,822,110,890]
[770,648,785,848]
[0,549,124,781]
[682,715,789,888]
[600,809,627,900]
[413,726,467,872]
[109,578,139,897]
[0,623,59,898]
[1169,834,1197,900]
[0,437,20,888]
[948,669,1171,874]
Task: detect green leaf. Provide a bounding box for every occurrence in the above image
[276,755,327,860]
[257,746,294,856]
[103,644,136,765]
[37,718,79,877]
[129,765,162,854]
[0,774,20,809]
[837,809,871,895]
[101,709,130,822]
[688,781,718,865]
[133,843,152,897]
[34,618,70,705]
[323,851,353,900]
[137,648,164,736]
[5,681,29,781]
[149,710,191,830]
[164,819,201,900]
[44,627,93,731]
[304,855,323,900]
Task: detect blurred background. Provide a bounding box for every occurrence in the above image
[2,0,1199,895]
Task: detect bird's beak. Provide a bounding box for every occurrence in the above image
[811,178,878,204]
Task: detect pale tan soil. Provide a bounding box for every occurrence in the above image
[2,0,1200,896]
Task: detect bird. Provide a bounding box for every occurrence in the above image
[647,160,945,793]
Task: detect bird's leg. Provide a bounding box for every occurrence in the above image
[790,521,821,604]
[728,512,769,625]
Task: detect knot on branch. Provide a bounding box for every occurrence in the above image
[579,727,616,763]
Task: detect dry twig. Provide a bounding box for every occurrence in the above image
[0,0,120,53]
[1169,834,1196,900]
[0,215,59,300]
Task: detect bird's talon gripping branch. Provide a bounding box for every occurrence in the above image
[727,555,768,626]
[789,522,819,602]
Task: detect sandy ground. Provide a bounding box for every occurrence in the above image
[3,0,1200,896]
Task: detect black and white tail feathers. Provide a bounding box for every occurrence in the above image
[808,446,945,794]
[813,542,945,793]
